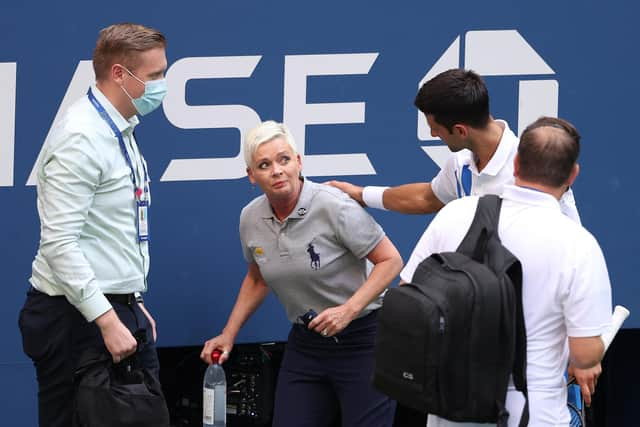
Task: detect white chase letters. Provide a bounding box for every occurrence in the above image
[14,53,378,186]
[0,62,16,187]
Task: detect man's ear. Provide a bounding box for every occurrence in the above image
[513,153,520,178]
[111,64,126,85]
[453,124,469,137]
[567,163,580,187]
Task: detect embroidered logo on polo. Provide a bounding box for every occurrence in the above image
[306,243,320,270]
[253,246,266,263]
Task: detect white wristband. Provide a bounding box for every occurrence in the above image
[362,186,389,210]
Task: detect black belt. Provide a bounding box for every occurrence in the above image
[105,293,137,305]
[28,287,140,305]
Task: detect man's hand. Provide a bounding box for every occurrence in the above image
[568,362,602,406]
[138,302,157,342]
[325,180,365,206]
[95,309,137,363]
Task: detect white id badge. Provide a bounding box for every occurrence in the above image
[137,200,149,241]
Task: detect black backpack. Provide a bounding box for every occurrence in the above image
[373,195,528,426]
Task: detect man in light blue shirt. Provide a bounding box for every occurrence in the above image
[18,23,168,427]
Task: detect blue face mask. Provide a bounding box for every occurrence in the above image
[121,67,167,116]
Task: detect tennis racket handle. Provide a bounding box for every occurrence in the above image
[601,305,630,351]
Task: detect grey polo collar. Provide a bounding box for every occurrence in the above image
[259,177,311,221]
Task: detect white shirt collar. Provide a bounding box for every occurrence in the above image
[460,120,516,176]
[91,84,139,134]
[502,184,561,212]
[477,119,517,176]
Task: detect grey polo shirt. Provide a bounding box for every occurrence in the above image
[240,179,385,323]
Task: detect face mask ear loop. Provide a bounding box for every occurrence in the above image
[121,65,146,86]
[118,65,146,111]
[120,84,135,101]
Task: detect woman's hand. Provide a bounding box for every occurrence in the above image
[200,263,271,365]
[201,333,234,365]
[308,303,359,337]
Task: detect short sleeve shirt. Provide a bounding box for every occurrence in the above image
[240,179,385,323]
[430,120,581,223]
[431,120,517,203]
[401,186,612,426]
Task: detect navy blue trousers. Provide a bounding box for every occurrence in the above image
[18,287,159,427]
[273,310,396,427]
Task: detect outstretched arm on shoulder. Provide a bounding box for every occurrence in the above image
[327,180,445,214]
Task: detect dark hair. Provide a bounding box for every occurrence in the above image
[93,23,166,81]
[518,117,581,188]
[414,69,490,131]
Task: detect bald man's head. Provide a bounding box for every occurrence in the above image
[517,117,580,188]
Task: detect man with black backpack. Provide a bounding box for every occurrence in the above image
[397,117,612,426]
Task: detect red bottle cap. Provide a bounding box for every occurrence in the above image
[211,350,222,364]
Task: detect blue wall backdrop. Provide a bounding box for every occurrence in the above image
[1,1,638,424]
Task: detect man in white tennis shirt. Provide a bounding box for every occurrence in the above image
[401,117,612,426]
[328,69,581,223]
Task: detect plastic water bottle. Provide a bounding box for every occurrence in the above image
[203,350,227,427]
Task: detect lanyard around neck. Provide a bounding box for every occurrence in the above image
[87,88,148,199]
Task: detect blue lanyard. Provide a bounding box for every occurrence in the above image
[87,88,148,199]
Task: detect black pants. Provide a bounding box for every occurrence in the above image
[272,310,396,427]
[18,287,160,427]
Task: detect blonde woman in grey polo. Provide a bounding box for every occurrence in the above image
[201,121,403,427]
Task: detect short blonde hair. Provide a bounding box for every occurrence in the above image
[93,23,166,81]
[243,121,297,168]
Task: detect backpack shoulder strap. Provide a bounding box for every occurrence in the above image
[456,194,530,427]
[510,259,529,427]
[456,194,502,261]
